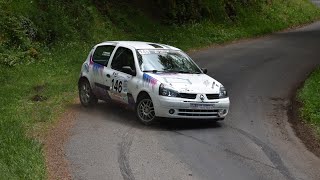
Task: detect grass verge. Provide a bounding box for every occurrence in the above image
[298,68,320,137]
[0,0,320,179]
[0,44,88,179]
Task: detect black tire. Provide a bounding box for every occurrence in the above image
[135,94,157,125]
[78,78,98,107]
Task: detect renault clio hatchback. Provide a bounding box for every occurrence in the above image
[78,41,230,125]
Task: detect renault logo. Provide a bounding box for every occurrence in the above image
[200,94,205,102]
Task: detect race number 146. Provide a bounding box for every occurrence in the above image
[111,79,122,93]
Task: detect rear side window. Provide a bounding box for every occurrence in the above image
[93,45,115,66]
[111,47,135,72]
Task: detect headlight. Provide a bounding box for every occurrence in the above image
[219,86,228,98]
[159,84,180,97]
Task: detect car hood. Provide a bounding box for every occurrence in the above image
[145,73,222,94]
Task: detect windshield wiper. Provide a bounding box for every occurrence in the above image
[143,70,164,73]
[165,70,192,74]
[144,70,200,74]
[177,70,192,74]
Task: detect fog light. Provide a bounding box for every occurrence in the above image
[218,109,227,117]
[169,109,175,114]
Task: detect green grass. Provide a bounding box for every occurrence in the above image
[0,43,90,179]
[298,68,320,135]
[0,0,320,179]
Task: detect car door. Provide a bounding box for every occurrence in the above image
[107,46,136,105]
[90,44,116,100]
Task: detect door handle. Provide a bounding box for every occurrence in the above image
[106,74,111,78]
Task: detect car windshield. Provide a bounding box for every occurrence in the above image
[137,49,202,74]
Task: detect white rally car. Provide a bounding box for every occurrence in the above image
[78,41,230,124]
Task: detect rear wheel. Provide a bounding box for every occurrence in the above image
[79,78,98,107]
[136,95,156,125]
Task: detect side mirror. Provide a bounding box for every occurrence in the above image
[202,68,208,74]
[122,66,136,76]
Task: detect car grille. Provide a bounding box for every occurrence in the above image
[206,94,220,100]
[178,109,219,117]
[179,93,197,99]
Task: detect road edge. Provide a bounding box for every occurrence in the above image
[43,102,79,180]
[187,19,320,54]
[288,70,320,158]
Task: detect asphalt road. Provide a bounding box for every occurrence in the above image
[66,22,320,180]
[311,0,320,7]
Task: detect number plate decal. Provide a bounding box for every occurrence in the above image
[190,103,215,109]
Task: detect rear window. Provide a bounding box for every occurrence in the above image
[93,45,115,66]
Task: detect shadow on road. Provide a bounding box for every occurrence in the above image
[71,101,223,131]
[153,118,222,131]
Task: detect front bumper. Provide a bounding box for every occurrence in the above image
[152,95,230,119]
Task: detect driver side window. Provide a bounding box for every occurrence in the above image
[111,47,135,73]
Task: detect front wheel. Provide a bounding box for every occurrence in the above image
[79,79,98,107]
[136,95,157,125]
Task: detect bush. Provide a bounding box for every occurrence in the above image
[0,0,97,67]
[0,8,39,66]
[34,0,94,43]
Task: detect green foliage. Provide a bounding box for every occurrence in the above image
[145,0,267,24]
[34,0,94,43]
[0,7,39,66]
[154,0,206,24]
[0,0,97,67]
[298,68,320,134]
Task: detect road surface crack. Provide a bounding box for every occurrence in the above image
[118,127,136,180]
[227,125,295,180]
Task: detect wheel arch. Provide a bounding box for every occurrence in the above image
[136,91,151,102]
[78,76,89,87]
[78,76,94,89]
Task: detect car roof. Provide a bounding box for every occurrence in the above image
[96,41,181,51]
